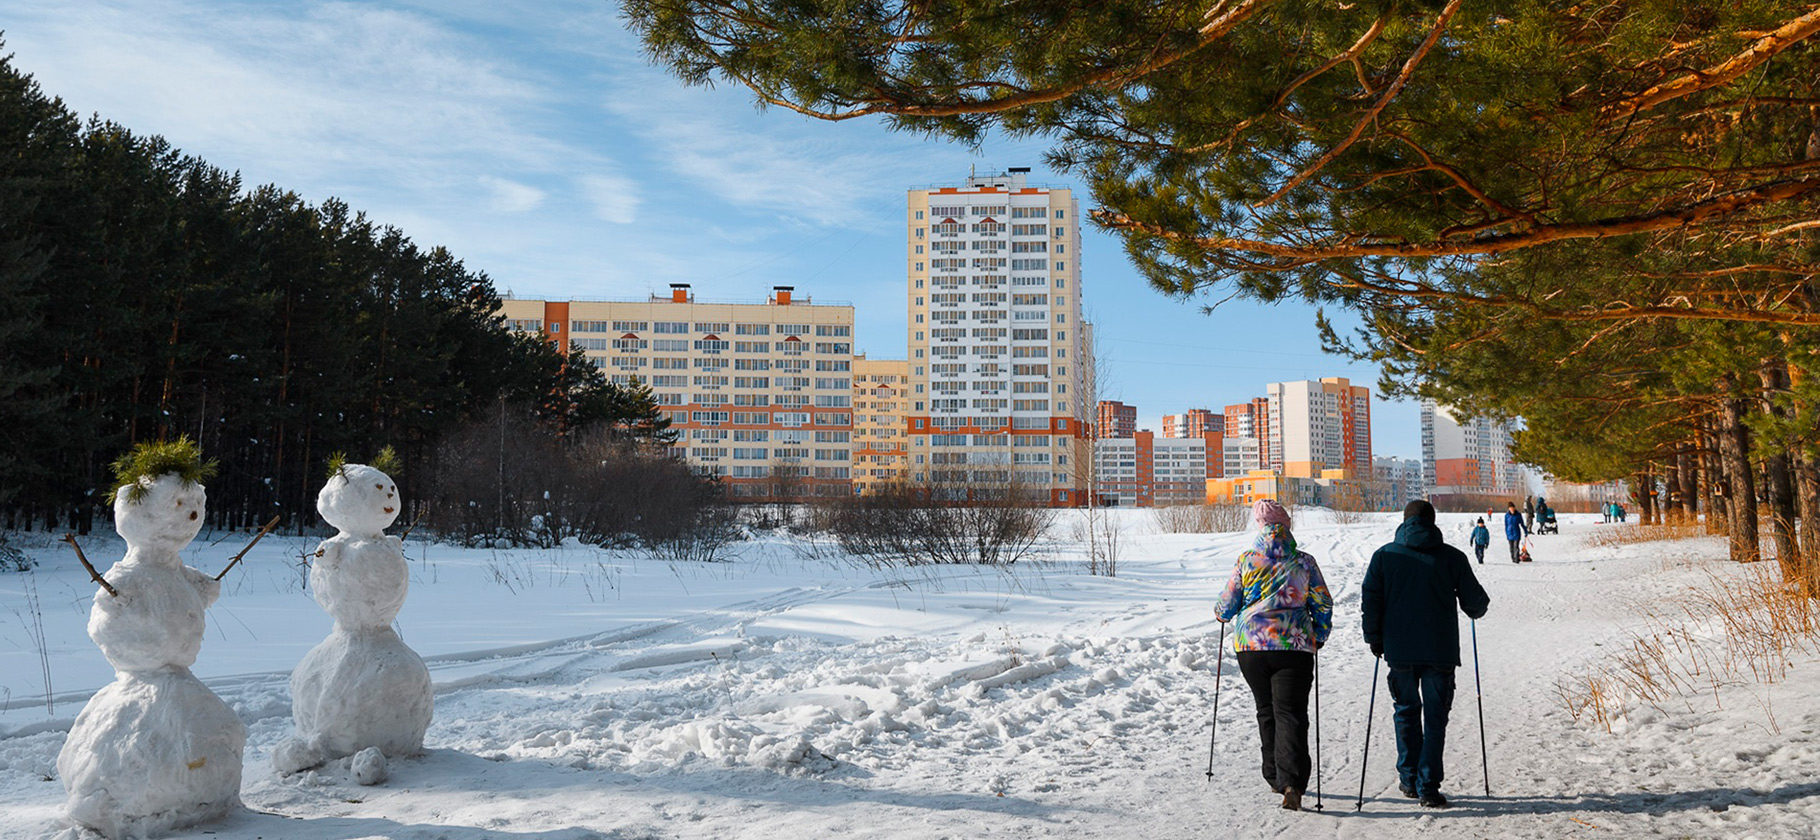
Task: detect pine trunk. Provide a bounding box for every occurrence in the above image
[1702,414,1728,536]
[1677,444,1699,527]
[1795,455,1820,595]
[1758,364,1801,580]
[1718,396,1760,562]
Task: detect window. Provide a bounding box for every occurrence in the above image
[574,338,611,350]
[653,358,689,369]
[548,321,562,333]
[734,341,769,353]
[654,321,688,333]
[1011,241,1047,253]
[694,322,730,333]
[694,339,730,351]
[735,323,770,335]
[815,325,851,337]
[653,339,689,351]
[611,338,647,350]
[571,320,610,333]
[612,321,648,332]
[815,360,850,371]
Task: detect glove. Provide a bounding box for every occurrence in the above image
[1369,641,1384,658]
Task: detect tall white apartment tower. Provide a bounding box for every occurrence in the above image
[906,168,1089,505]
[1421,400,1521,502]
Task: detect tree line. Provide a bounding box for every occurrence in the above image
[0,46,673,536]
[625,0,1820,588]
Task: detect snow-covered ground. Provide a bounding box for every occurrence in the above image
[3,511,1817,839]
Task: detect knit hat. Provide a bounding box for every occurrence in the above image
[1403,499,1436,524]
[1252,498,1291,528]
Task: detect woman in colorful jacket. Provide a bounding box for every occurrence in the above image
[1215,499,1334,811]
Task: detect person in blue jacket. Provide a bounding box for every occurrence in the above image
[1362,500,1491,809]
[1469,518,1490,564]
[1502,501,1528,563]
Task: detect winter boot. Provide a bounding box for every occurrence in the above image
[1419,791,1450,809]
[1281,787,1303,811]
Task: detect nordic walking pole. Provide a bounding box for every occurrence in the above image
[1473,619,1490,796]
[1313,646,1324,811]
[1355,653,1382,811]
[1205,620,1227,781]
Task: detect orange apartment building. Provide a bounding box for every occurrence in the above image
[906,168,1091,505]
[1096,400,1137,439]
[1162,408,1223,439]
[852,355,910,492]
[500,285,856,499]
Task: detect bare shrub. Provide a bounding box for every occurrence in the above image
[825,479,1054,566]
[1327,480,1382,525]
[424,404,732,551]
[1075,505,1122,576]
[1152,503,1249,534]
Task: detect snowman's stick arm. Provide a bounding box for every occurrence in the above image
[61,533,119,597]
[398,505,427,542]
[216,515,282,581]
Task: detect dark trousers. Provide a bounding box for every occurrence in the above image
[1236,650,1314,792]
[1507,539,1521,562]
[1387,664,1456,796]
[1473,544,1486,563]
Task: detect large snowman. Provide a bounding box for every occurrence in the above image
[57,451,245,838]
[273,461,432,782]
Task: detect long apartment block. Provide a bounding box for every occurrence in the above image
[906,168,1091,505]
[501,286,856,498]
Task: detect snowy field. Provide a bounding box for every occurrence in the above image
[3,510,1818,839]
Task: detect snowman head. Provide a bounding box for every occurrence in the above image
[318,464,401,537]
[114,473,208,554]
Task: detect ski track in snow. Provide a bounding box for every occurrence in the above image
[2,512,1818,838]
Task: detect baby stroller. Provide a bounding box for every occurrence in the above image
[1536,504,1559,535]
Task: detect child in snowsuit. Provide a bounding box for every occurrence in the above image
[1216,499,1333,812]
[1469,518,1490,564]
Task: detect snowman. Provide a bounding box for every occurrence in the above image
[57,445,245,839]
[273,459,431,783]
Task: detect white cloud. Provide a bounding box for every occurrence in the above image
[478,176,546,213]
[578,174,640,224]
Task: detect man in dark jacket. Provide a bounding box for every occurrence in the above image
[1362,500,1491,809]
[1502,501,1528,563]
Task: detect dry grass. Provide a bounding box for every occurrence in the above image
[1558,565,1819,733]
[1585,523,1709,547]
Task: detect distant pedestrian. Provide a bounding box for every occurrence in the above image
[1523,496,1535,533]
[1362,500,1491,809]
[1216,499,1333,812]
[1469,518,1490,564]
[1503,502,1528,563]
[1602,502,1612,524]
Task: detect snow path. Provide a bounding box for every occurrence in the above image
[3,512,1818,838]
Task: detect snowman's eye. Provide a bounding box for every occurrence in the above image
[189,511,198,521]
[375,483,384,490]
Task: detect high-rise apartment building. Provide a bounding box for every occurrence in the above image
[1265,377,1373,478]
[501,285,855,499]
[1373,455,1426,508]
[1096,400,1137,439]
[906,168,1090,505]
[1224,399,1273,467]
[1162,409,1223,439]
[1421,400,1520,503]
[852,355,910,493]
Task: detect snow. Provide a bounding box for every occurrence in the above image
[2,509,1817,838]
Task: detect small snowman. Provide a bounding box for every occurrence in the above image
[57,438,245,839]
[274,449,431,784]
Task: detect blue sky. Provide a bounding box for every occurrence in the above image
[2,0,1422,457]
